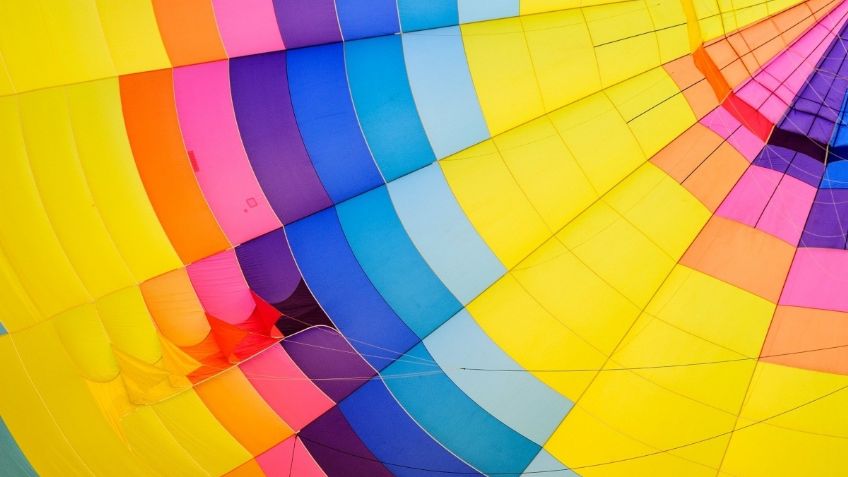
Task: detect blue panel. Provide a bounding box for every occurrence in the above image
[458,0,518,22]
[402,26,490,158]
[425,311,571,444]
[0,417,37,477]
[522,450,578,477]
[822,162,848,188]
[387,164,505,303]
[383,343,540,474]
[336,0,399,40]
[346,35,436,180]
[287,43,384,203]
[397,0,458,31]
[286,208,419,370]
[341,379,483,477]
[337,186,462,337]
[0,321,6,335]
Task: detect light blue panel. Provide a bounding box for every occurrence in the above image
[424,310,571,444]
[458,0,518,22]
[397,0,458,31]
[345,35,436,181]
[0,321,6,335]
[383,343,540,474]
[337,186,463,337]
[522,449,578,476]
[402,26,490,158]
[387,164,505,304]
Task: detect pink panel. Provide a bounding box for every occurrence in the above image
[241,346,334,430]
[701,107,740,139]
[173,61,281,245]
[781,248,848,312]
[213,0,285,57]
[187,249,256,324]
[717,165,782,226]
[728,126,765,162]
[257,437,327,477]
[757,175,817,245]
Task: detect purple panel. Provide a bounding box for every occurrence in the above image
[283,326,375,402]
[787,152,826,187]
[273,0,342,49]
[230,52,332,223]
[235,228,332,335]
[800,189,848,248]
[753,145,793,174]
[300,408,396,477]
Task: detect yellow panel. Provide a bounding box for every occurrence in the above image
[440,141,550,268]
[19,88,134,299]
[0,51,15,95]
[461,17,545,135]
[0,96,89,318]
[67,79,181,281]
[0,245,42,331]
[154,390,252,476]
[548,373,733,477]
[644,266,774,359]
[557,201,674,307]
[549,93,645,196]
[520,0,626,14]
[53,304,120,382]
[513,237,642,355]
[647,0,690,62]
[521,10,601,112]
[721,362,848,476]
[97,286,163,365]
[605,69,696,157]
[468,272,606,399]
[122,406,208,477]
[4,323,159,476]
[694,0,726,40]
[494,116,597,230]
[0,335,93,476]
[603,164,710,259]
[94,0,171,74]
[0,0,115,93]
[585,2,660,85]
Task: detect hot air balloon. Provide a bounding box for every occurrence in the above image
[2,0,848,476]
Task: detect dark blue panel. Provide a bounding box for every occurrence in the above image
[287,43,384,203]
[397,0,458,31]
[345,35,435,180]
[341,379,483,477]
[286,207,419,370]
[336,0,400,40]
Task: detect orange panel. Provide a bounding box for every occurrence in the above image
[762,306,848,375]
[224,459,267,477]
[680,216,795,302]
[682,142,749,211]
[140,268,210,347]
[151,0,227,66]
[195,367,293,455]
[651,123,724,182]
[120,70,230,264]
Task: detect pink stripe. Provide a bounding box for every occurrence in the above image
[717,165,782,226]
[781,248,848,312]
[174,61,281,245]
[257,436,327,477]
[757,175,816,245]
[241,345,334,430]
[212,0,285,57]
[187,249,255,324]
